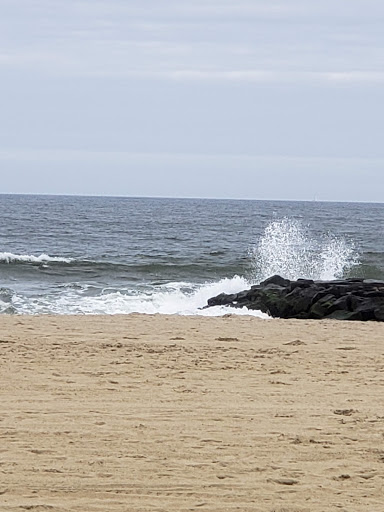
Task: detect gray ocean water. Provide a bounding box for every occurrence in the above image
[0,195,383,315]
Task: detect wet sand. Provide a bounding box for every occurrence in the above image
[1,314,383,511]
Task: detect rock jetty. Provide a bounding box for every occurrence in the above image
[205,275,384,321]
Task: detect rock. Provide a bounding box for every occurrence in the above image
[204,275,384,322]
[374,301,384,321]
[309,294,338,319]
[363,279,384,285]
[285,286,319,314]
[326,310,359,321]
[288,279,315,291]
[207,292,236,307]
[260,275,291,287]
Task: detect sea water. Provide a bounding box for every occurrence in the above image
[0,195,383,316]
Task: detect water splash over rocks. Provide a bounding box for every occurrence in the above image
[205,274,384,321]
[249,218,359,282]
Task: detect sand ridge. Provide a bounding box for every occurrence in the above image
[0,314,383,511]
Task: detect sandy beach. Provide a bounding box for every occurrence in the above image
[1,314,383,511]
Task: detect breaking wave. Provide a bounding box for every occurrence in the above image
[249,218,359,282]
[10,277,268,318]
[0,252,72,264]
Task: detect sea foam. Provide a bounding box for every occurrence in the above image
[0,252,72,264]
[11,276,269,317]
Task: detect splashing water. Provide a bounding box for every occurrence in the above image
[250,218,359,282]
[10,276,269,317]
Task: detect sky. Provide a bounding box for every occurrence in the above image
[1,0,384,201]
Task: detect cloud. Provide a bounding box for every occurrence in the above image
[4,51,383,85]
[1,0,384,202]
[1,148,383,201]
[2,148,384,166]
[163,70,384,85]
[1,0,383,85]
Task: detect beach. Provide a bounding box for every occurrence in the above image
[1,314,383,511]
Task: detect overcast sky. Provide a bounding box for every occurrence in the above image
[1,0,384,201]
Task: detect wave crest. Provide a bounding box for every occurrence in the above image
[0,252,72,264]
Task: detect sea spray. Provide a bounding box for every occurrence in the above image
[249,218,359,283]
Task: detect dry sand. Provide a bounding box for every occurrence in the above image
[0,314,384,511]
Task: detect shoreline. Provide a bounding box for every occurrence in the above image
[1,314,383,511]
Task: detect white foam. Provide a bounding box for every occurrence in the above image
[0,300,11,313]
[0,252,72,264]
[11,276,269,317]
[249,218,359,282]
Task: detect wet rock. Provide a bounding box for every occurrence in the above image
[309,294,338,319]
[204,275,384,321]
[260,275,291,287]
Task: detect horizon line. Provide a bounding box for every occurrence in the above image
[0,192,383,205]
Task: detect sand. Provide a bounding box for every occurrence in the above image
[0,314,383,511]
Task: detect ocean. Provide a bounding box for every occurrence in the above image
[0,195,383,316]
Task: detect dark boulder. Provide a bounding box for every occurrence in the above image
[309,294,338,319]
[260,275,291,288]
[204,275,384,321]
[374,300,384,321]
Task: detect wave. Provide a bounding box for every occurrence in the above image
[0,252,72,264]
[0,218,362,317]
[249,218,359,282]
[0,251,241,273]
[9,276,269,318]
